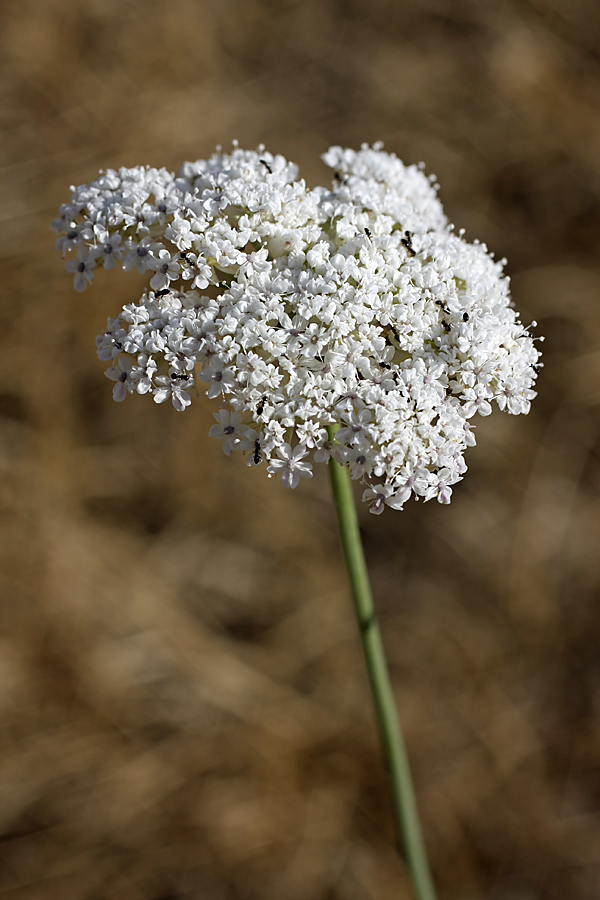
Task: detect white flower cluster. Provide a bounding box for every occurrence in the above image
[52,142,541,513]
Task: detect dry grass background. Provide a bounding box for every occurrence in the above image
[1,0,600,897]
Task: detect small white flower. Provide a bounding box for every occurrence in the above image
[362,484,400,516]
[343,445,376,481]
[122,237,165,274]
[148,250,181,290]
[55,226,82,255]
[198,357,237,399]
[336,409,373,446]
[296,420,327,450]
[209,409,252,456]
[180,251,212,290]
[313,440,341,464]
[64,248,95,292]
[267,444,313,489]
[462,384,493,418]
[105,356,133,402]
[153,374,193,412]
[96,317,127,360]
[93,233,123,270]
[131,354,157,394]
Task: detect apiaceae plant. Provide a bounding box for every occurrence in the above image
[53,143,541,900]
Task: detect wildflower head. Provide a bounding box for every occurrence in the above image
[53,143,541,513]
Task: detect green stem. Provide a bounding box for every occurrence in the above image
[327,426,437,900]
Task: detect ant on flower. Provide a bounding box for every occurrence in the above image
[401,231,416,257]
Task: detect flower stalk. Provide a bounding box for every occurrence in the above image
[327,426,437,900]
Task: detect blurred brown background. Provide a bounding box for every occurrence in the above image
[1,1,600,898]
